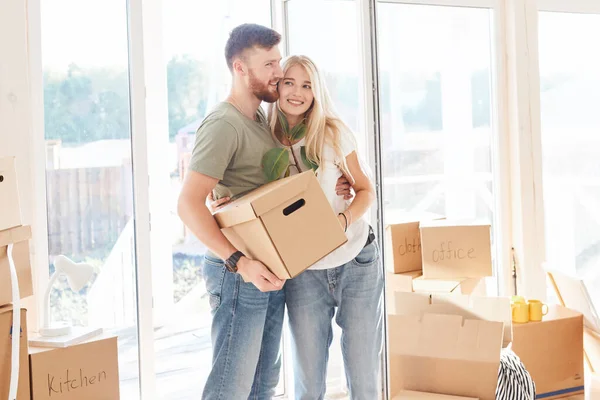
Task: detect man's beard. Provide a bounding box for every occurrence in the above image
[249,70,279,103]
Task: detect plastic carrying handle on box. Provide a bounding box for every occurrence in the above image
[8,243,21,400]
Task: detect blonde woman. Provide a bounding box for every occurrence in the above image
[209,55,383,399]
[270,55,382,400]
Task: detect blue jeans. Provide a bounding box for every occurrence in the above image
[202,255,285,400]
[285,241,384,400]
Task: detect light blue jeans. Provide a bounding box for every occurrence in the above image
[202,255,285,400]
[285,240,384,400]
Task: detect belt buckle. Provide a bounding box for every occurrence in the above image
[365,226,375,247]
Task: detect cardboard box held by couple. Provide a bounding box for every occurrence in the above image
[212,170,348,280]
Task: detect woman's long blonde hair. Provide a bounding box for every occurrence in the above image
[268,55,356,183]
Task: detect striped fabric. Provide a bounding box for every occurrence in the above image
[496,346,536,400]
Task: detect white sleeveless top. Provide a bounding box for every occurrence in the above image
[276,133,370,270]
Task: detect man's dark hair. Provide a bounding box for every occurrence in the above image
[225,24,281,71]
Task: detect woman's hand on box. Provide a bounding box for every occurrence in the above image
[336,175,354,200]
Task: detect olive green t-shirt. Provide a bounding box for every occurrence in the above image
[188,102,275,199]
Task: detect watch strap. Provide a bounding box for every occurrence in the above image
[224,251,244,273]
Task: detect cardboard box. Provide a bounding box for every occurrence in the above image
[420,220,492,279]
[385,271,422,314]
[385,274,486,314]
[29,335,120,400]
[388,313,503,400]
[546,270,600,333]
[214,171,347,279]
[392,292,512,346]
[0,306,30,400]
[386,271,421,293]
[0,157,23,231]
[547,269,600,376]
[412,277,487,296]
[511,305,584,399]
[584,328,600,373]
[385,222,422,274]
[394,390,478,399]
[0,225,33,307]
[388,292,511,399]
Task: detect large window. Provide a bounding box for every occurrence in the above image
[41,0,274,398]
[287,0,365,147]
[377,3,498,282]
[41,0,140,398]
[538,11,600,306]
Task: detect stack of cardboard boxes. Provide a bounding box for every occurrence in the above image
[385,218,511,399]
[0,156,121,399]
[0,156,34,400]
[384,217,594,399]
[384,219,491,313]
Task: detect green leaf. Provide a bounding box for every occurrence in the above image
[289,123,306,142]
[300,146,318,171]
[262,148,289,182]
[284,165,291,178]
[277,109,289,135]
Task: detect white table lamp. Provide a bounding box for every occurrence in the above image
[31,255,102,347]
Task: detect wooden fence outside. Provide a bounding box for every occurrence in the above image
[46,165,133,259]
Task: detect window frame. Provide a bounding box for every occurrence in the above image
[363,1,511,398]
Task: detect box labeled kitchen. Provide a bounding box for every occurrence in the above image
[29,336,120,400]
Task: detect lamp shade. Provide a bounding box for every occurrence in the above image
[53,255,94,292]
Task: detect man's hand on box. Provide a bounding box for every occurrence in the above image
[237,257,285,292]
[336,175,354,201]
[207,192,231,214]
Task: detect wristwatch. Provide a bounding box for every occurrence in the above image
[224,251,245,273]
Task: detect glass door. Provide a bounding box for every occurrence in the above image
[41,0,141,397]
[376,2,500,290]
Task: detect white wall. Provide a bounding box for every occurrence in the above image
[0,0,46,330]
[0,2,33,222]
